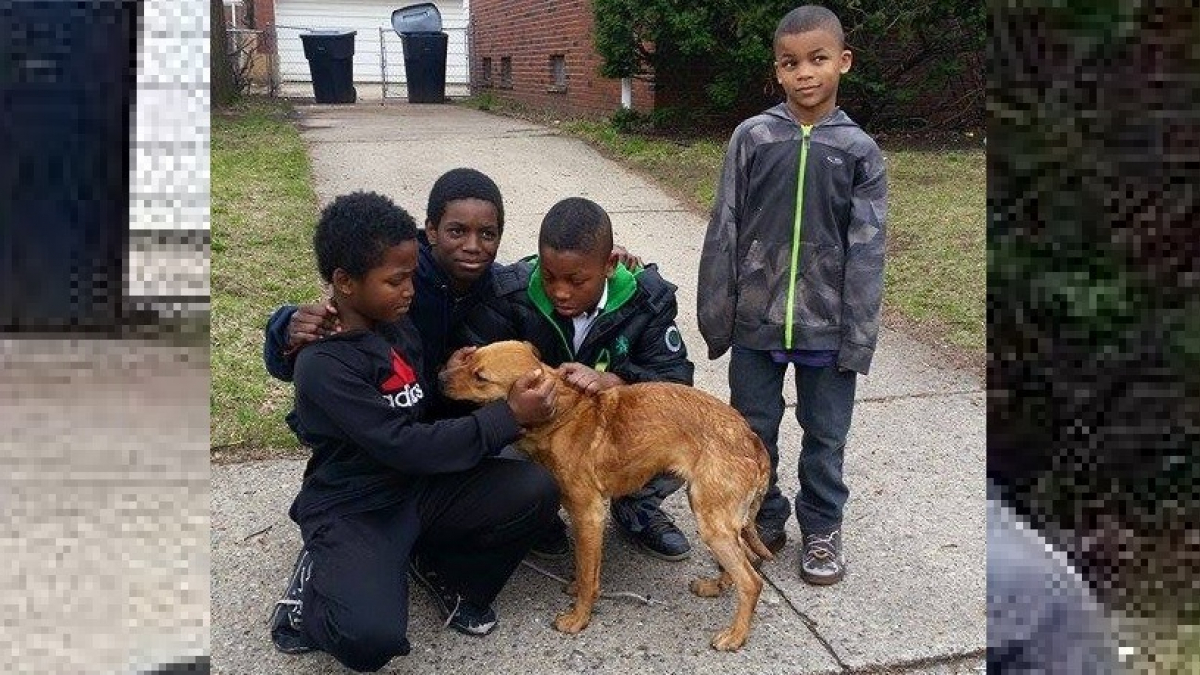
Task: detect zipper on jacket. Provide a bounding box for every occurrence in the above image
[784,124,812,350]
[536,304,575,360]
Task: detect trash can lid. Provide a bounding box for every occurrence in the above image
[302,29,357,36]
[392,3,442,34]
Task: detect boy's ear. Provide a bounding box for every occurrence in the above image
[332,268,355,296]
[425,219,438,245]
[839,49,852,74]
[605,251,619,278]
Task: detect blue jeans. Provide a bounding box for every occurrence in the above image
[729,346,857,535]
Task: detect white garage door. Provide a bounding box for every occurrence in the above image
[273,0,468,95]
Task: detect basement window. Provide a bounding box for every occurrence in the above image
[549,54,567,93]
[480,57,492,87]
[499,56,512,88]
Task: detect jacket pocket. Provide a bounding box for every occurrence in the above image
[794,243,844,328]
[735,238,791,328]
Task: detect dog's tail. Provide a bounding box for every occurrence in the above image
[741,436,776,561]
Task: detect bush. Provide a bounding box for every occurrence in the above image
[593,0,985,129]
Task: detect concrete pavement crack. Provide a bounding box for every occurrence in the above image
[856,388,983,404]
[761,569,850,670]
[780,388,983,412]
[845,650,987,673]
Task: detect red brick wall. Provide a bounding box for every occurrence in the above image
[250,0,276,53]
[470,0,654,119]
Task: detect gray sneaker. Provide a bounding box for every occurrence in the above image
[801,530,844,585]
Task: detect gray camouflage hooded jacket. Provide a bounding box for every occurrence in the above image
[697,104,887,375]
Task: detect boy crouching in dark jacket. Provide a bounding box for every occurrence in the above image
[456,196,697,561]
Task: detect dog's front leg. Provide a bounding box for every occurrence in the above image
[554,493,607,634]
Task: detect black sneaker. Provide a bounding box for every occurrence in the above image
[408,555,498,636]
[268,549,319,654]
[801,530,845,585]
[756,519,787,555]
[529,515,572,560]
[613,503,691,561]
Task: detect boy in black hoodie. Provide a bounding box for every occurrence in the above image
[268,191,559,672]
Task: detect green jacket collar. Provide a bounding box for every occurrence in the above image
[527,257,640,318]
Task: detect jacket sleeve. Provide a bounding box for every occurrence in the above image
[454,293,521,348]
[609,281,695,386]
[263,305,299,382]
[295,349,521,474]
[453,263,530,349]
[697,125,749,360]
[838,141,888,375]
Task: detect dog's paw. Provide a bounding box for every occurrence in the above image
[553,610,591,634]
[710,628,747,651]
[689,577,725,598]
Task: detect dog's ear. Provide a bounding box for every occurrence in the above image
[523,341,541,360]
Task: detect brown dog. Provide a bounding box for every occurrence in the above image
[441,340,774,651]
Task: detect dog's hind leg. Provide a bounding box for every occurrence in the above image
[690,566,733,597]
[554,493,607,635]
[692,508,762,651]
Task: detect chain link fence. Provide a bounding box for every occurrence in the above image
[238,24,469,101]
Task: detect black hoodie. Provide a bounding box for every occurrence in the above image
[288,317,520,522]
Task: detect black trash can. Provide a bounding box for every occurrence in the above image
[1,0,138,331]
[392,4,447,103]
[300,30,357,104]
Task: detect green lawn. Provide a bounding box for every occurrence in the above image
[210,98,321,455]
[882,149,986,356]
[1121,620,1200,673]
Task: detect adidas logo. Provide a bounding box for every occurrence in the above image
[380,349,425,408]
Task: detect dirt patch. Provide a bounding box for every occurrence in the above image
[211,445,308,465]
[883,306,985,379]
[876,129,986,152]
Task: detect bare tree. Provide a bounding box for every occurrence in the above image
[211,0,237,106]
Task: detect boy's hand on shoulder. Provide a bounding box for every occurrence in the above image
[612,244,643,271]
[507,368,557,426]
[289,301,341,348]
[559,362,624,394]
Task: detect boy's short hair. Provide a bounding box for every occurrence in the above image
[774,5,844,47]
[313,191,417,282]
[425,167,505,231]
[538,197,613,256]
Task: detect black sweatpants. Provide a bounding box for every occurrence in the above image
[296,458,560,672]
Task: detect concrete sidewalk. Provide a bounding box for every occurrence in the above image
[211,103,986,674]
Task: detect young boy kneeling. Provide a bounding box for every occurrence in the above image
[272,191,558,672]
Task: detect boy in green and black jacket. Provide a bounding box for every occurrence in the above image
[457,197,696,561]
